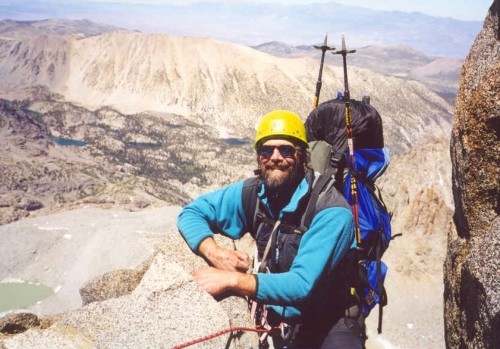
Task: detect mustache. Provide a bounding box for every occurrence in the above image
[264,163,290,170]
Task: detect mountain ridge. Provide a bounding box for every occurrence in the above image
[252,40,463,96]
[1,18,464,96]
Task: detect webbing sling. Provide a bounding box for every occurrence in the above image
[258,219,281,273]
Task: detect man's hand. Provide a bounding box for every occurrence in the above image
[192,267,232,296]
[192,266,256,297]
[199,238,250,272]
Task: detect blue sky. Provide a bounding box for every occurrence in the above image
[84,0,492,21]
[324,0,491,21]
[0,0,487,57]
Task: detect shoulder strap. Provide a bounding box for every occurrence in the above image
[301,152,347,229]
[301,168,335,229]
[241,177,261,234]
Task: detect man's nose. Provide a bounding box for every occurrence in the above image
[270,147,284,161]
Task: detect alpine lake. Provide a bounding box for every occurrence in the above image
[51,136,87,147]
[0,279,55,315]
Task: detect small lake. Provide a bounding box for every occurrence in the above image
[222,138,248,146]
[0,279,55,314]
[167,123,182,129]
[52,137,87,147]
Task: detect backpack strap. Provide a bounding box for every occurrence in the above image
[376,235,387,334]
[241,177,261,234]
[301,168,335,229]
[302,152,347,229]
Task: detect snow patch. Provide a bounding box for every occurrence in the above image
[1,278,25,284]
[38,226,69,231]
[376,335,398,349]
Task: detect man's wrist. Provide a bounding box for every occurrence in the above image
[231,273,257,298]
[198,237,217,260]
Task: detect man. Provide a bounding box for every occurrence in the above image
[177,110,365,349]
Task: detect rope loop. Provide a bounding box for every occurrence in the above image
[169,323,286,349]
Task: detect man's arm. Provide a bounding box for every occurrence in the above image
[198,237,249,272]
[194,207,354,303]
[177,180,248,254]
[256,207,355,304]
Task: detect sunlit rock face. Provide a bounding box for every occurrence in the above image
[445,1,500,348]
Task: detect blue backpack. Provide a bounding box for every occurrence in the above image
[305,98,396,334]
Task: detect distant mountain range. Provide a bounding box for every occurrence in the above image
[251,41,464,97]
[0,0,484,59]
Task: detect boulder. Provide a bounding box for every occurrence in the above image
[445,1,500,348]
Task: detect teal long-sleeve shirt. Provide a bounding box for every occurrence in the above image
[177,176,355,321]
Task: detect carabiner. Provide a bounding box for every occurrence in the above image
[281,322,293,341]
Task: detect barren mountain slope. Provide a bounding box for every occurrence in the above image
[0,34,71,90]
[0,30,453,155]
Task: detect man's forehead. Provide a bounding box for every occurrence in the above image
[261,138,295,146]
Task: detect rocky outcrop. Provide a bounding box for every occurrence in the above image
[0,99,51,156]
[0,100,192,225]
[0,313,41,335]
[0,99,99,225]
[445,1,500,348]
[0,213,259,349]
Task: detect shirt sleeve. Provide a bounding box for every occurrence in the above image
[177,180,248,252]
[255,206,355,305]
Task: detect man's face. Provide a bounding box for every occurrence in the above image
[257,139,303,189]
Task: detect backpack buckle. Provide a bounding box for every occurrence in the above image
[329,152,347,168]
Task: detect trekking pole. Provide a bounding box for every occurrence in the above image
[312,33,335,109]
[333,35,361,244]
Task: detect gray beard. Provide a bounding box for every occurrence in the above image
[261,164,303,190]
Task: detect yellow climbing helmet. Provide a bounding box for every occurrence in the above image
[254,110,308,150]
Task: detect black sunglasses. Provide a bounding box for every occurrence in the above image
[257,145,298,158]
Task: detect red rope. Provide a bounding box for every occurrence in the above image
[169,326,274,349]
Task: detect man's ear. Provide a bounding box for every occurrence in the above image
[254,154,261,176]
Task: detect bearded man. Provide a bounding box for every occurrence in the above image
[177,110,365,349]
